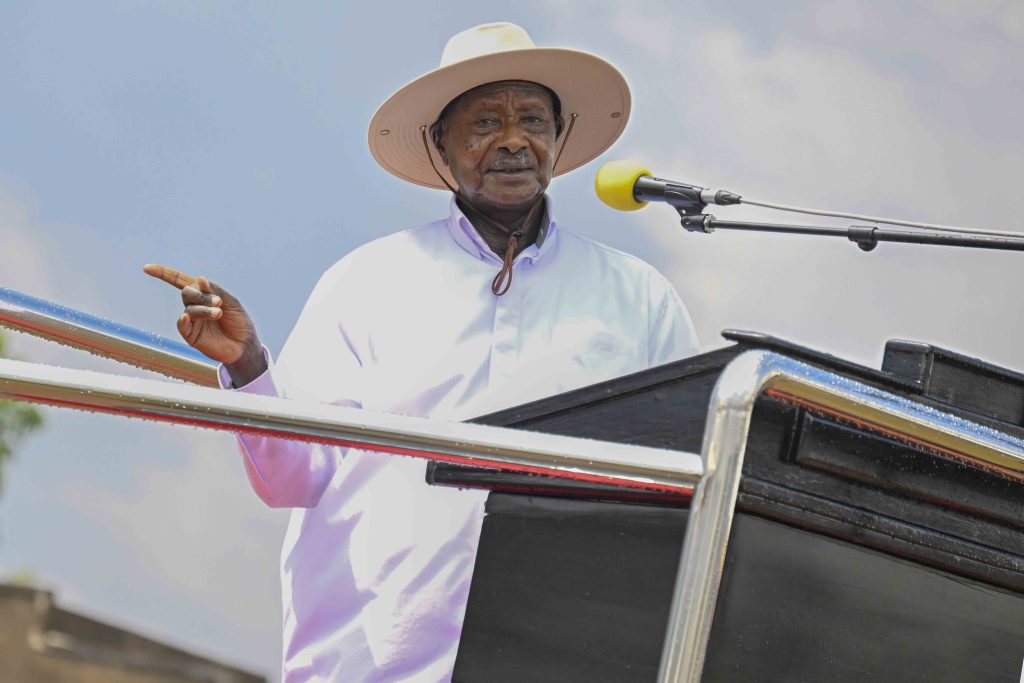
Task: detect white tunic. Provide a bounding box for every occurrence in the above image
[222,197,699,681]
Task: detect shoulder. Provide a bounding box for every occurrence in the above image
[316,219,447,288]
[556,227,670,290]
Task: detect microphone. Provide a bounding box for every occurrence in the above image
[594,161,1024,248]
[594,160,741,213]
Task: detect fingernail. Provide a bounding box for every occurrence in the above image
[211,296,222,306]
[212,308,222,319]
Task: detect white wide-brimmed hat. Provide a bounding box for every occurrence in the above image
[367,22,631,190]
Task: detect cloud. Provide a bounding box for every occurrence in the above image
[926,0,1024,42]
[0,174,61,301]
[611,7,1023,219]
[52,425,287,673]
[566,2,1024,370]
[0,175,110,368]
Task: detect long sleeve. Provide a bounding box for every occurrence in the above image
[221,260,365,508]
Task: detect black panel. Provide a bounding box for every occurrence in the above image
[703,514,1024,683]
[883,338,1024,425]
[453,495,688,683]
[736,403,1024,588]
[455,498,1024,683]
[793,412,1024,530]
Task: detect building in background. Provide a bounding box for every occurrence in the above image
[0,583,265,683]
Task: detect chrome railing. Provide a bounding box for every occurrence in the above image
[0,357,702,494]
[3,287,1023,682]
[0,286,218,386]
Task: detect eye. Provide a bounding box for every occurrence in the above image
[474,117,498,127]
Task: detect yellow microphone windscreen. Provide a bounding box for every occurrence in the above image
[594,160,651,211]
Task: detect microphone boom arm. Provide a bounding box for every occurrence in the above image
[677,213,1024,252]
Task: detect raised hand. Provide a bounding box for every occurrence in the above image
[143,264,267,386]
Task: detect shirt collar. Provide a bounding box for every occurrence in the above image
[445,195,559,265]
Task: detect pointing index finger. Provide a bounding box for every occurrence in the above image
[144,264,197,290]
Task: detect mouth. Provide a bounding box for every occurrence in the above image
[489,168,533,176]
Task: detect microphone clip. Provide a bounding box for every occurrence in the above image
[680,214,716,234]
[665,189,707,217]
[633,176,708,217]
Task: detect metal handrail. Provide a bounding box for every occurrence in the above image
[656,350,1024,683]
[0,286,218,386]
[0,357,702,494]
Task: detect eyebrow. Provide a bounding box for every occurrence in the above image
[465,98,551,112]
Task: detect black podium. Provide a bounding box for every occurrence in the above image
[428,331,1024,682]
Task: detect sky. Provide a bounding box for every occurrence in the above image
[1,0,1022,679]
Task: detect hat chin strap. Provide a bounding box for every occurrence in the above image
[418,113,578,296]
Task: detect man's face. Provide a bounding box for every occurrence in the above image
[439,81,559,216]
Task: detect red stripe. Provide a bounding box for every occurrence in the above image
[4,391,695,495]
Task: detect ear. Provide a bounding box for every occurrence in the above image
[430,124,450,167]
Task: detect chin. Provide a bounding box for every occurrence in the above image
[478,182,545,211]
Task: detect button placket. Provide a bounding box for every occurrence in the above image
[489,259,526,385]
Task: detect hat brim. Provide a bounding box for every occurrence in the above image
[368,47,631,189]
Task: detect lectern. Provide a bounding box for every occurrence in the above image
[429,332,1024,682]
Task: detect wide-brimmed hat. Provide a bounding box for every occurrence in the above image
[367,22,631,190]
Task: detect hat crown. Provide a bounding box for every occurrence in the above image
[439,22,536,67]
[369,22,631,189]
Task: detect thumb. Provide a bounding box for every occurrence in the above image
[200,276,238,308]
[176,312,196,344]
[195,276,223,305]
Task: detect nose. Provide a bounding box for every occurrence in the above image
[496,118,528,155]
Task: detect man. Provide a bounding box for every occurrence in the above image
[146,22,698,682]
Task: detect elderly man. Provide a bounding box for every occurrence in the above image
[146,22,698,683]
